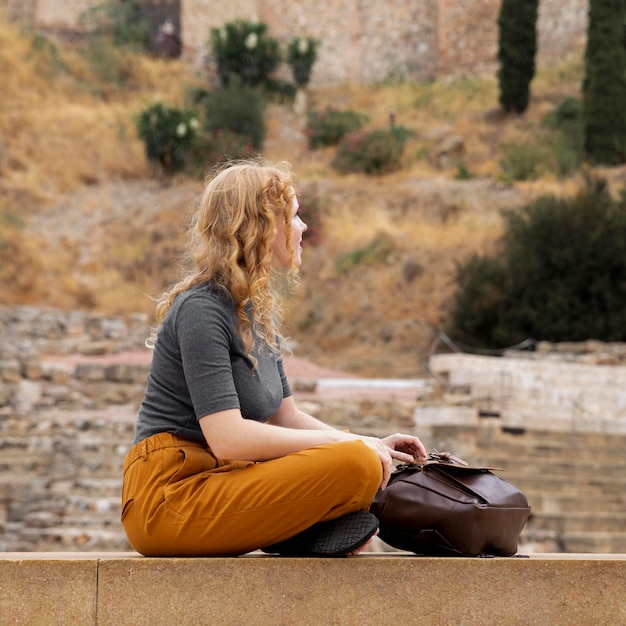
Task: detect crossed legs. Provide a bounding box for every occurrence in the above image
[122,433,382,556]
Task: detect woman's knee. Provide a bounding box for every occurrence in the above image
[329,440,382,499]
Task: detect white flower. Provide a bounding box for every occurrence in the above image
[297,37,309,55]
[176,123,187,137]
[244,32,258,50]
[189,117,199,130]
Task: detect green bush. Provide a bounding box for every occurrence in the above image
[499,142,552,181]
[27,34,70,80]
[192,129,256,170]
[209,19,281,88]
[202,80,267,150]
[544,96,583,128]
[448,255,511,348]
[262,78,297,104]
[331,127,409,175]
[500,100,586,180]
[286,37,319,87]
[542,97,584,176]
[135,102,199,174]
[447,177,626,348]
[335,235,393,274]
[305,107,369,149]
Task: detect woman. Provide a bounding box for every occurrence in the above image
[121,159,426,557]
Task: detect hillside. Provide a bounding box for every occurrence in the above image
[1,20,623,378]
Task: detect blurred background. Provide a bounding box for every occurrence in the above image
[1,0,625,554]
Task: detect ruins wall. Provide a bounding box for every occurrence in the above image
[1,0,589,84]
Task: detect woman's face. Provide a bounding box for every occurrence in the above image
[271,193,307,268]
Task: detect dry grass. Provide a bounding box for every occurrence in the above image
[1,20,616,376]
[0,22,199,204]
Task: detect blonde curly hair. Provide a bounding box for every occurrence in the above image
[148,158,298,362]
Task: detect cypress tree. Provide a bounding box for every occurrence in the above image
[497,0,539,113]
[583,0,626,165]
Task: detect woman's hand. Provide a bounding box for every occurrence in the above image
[356,433,427,489]
[381,433,427,464]
[356,437,395,489]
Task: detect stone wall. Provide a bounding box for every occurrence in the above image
[427,345,626,434]
[0,307,152,551]
[4,0,588,84]
[537,0,588,63]
[0,0,37,28]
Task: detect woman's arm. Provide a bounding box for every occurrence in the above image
[199,396,427,488]
[269,397,427,461]
[199,406,350,462]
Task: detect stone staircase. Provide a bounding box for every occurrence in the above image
[0,408,136,552]
[3,402,626,554]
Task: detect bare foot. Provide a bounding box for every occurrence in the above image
[347,529,379,556]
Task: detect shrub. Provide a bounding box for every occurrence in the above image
[455,162,473,180]
[335,235,393,274]
[192,129,256,170]
[28,34,68,78]
[286,37,319,87]
[542,97,584,176]
[448,255,511,348]
[80,37,145,89]
[202,79,267,150]
[305,107,369,149]
[209,19,281,88]
[331,127,409,175]
[499,142,552,181]
[583,0,626,165]
[262,78,297,104]
[497,0,539,113]
[135,102,199,174]
[447,177,626,348]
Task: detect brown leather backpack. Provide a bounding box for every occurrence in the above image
[370,452,531,557]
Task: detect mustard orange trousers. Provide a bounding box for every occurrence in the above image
[121,432,382,556]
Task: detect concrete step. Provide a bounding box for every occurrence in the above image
[472,429,626,456]
[468,457,626,479]
[503,473,626,496]
[531,511,626,533]
[524,491,626,515]
[561,532,626,553]
[0,455,126,480]
[426,418,626,462]
[13,525,131,551]
[64,495,120,515]
[2,553,626,625]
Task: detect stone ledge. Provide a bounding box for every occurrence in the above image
[1,552,625,625]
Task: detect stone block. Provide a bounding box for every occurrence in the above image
[414,404,478,427]
[0,360,20,383]
[95,554,626,625]
[0,556,96,624]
